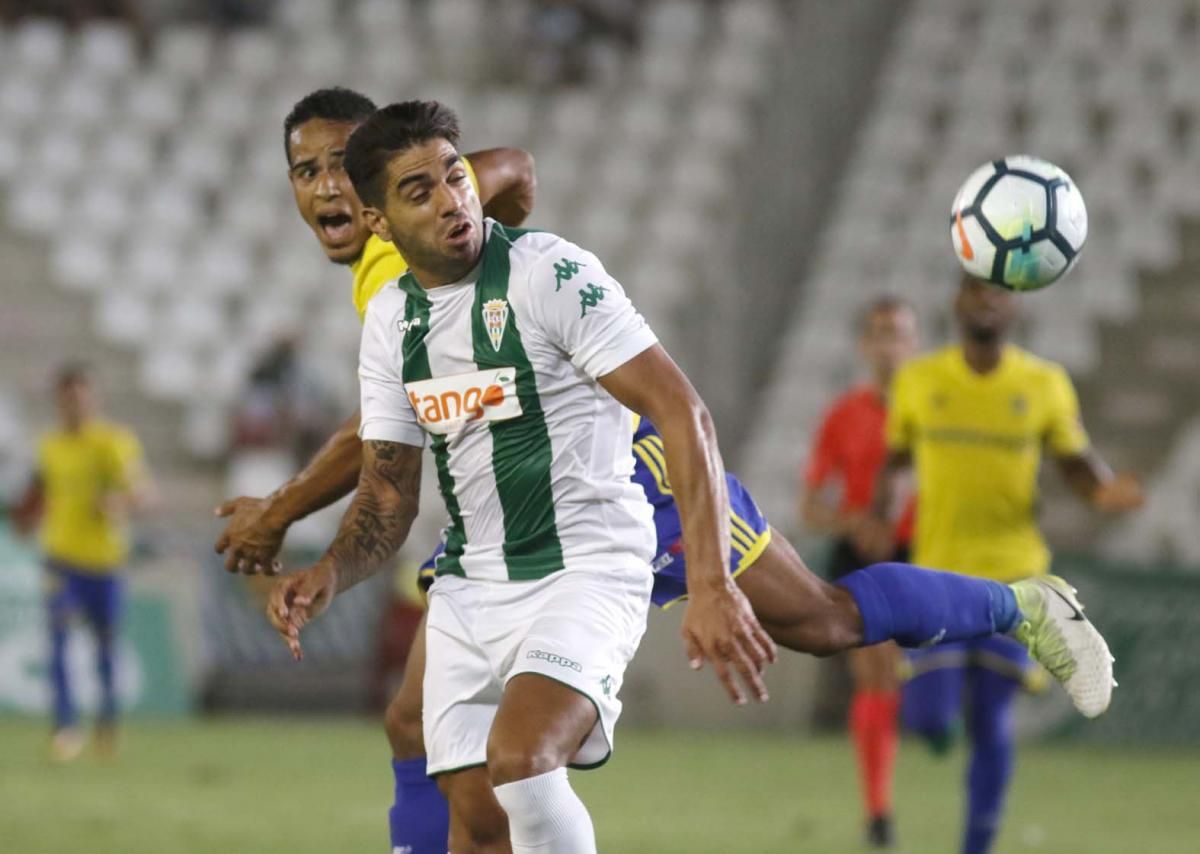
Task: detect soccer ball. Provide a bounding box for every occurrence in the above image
[949,155,1087,292]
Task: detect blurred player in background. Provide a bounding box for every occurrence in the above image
[802,296,918,848]
[866,275,1145,854]
[13,363,153,761]
[213,87,538,854]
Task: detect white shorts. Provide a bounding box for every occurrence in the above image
[422,562,652,776]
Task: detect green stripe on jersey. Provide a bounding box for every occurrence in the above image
[397,275,466,578]
[473,224,564,580]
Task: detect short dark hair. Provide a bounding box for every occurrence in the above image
[344,100,462,209]
[283,87,378,165]
[857,294,914,334]
[55,361,92,390]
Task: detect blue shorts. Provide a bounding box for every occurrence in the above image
[417,472,772,608]
[44,559,124,633]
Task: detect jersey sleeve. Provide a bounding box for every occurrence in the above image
[358,300,426,448]
[527,241,658,380]
[885,366,917,452]
[1044,364,1089,456]
[804,404,841,489]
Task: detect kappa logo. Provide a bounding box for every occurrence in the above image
[406,367,522,435]
[482,298,509,352]
[527,649,583,672]
[397,316,422,335]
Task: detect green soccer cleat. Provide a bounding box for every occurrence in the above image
[1009,575,1115,718]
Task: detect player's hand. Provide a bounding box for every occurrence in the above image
[681,580,777,705]
[851,517,895,563]
[266,564,338,661]
[1093,473,1145,514]
[214,496,288,575]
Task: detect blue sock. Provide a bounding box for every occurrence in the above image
[389,757,449,854]
[96,630,117,723]
[839,563,1022,648]
[49,620,76,730]
[963,668,1020,854]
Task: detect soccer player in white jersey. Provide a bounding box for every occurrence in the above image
[266,101,777,853]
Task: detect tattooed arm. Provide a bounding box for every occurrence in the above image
[266,439,422,658]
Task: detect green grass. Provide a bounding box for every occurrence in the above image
[0,717,1196,853]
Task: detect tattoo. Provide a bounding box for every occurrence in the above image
[325,440,421,593]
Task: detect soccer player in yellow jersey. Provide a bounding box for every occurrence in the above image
[15,364,153,761]
[868,276,1144,854]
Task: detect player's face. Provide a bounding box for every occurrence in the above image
[363,138,483,285]
[955,276,1018,340]
[860,306,918,378]
[287,118,369,265]
[56,380,95,428]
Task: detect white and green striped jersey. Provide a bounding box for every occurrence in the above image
[358,220,658,582]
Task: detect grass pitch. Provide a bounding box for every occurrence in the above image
[0,717,1195,853]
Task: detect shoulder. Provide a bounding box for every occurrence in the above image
[897,349,949,382]
[493,223,596,278]
[1007,346,1072,392]
[92,421,140,454]
[364,278,408,320]
[353,236,410,318]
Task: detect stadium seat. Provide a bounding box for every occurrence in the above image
[153,24,214,81]
[96,128,157,185]
[12,18,67,77]
[75,21,137,80]
[6,177,65,236]
[225,30,283,86]
[51,237,115,294]
[163,295,229,348]
[0,128,19,185]
[141,181,203,234]
[46,75,112,131]
[192,85,258,142]
[139,343,199,401]
[30,127,87,183]
[645,1,708,52]
[0,74,43,131]
[183,402,233,460]
[121,76,187,135]
[123,238,186,295]
[74,180,136,240]
[95,290,156,347]
[192,235,255,297]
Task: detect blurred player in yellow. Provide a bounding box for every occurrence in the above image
[212,88,537,853]
[867,276,1144,854]
[14,363,153,761]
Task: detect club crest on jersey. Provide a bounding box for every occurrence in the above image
[482,299,509,353]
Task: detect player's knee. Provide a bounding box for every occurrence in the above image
[383,694,425,760]
[807,584,866,656]
[486,739,563,787]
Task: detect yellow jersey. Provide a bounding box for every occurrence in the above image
[349,157,479,321]
[37,419,145,571]
[886,345,1088,581]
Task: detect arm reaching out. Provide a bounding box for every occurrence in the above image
[1056,450,1144,513]
[267,439,422,659]
[467,147,537,226]
[600,345,777,705]
[214,408,364,575]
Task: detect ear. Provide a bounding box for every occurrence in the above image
[362,207,393,243]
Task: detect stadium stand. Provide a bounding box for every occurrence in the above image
[744,0,1200,562]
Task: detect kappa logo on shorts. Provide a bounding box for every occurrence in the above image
[600,675,614,697]
[527,649,583,672]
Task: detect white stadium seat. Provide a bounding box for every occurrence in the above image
[123,239,187,295]
[153,25,214,81]
[12,18,67,76]
[75,21,137,80]
[139,344,199,401]
[96,128,158,185]
[7,177,65,236]
[96,290,156,347]
[73,180,136,240]
[121,77,187,135]
[51,237,115,294]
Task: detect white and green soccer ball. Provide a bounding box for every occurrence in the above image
[950,155,1088,292]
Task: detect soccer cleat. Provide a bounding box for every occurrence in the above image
[1009,575,1114,718]
[49,727,85,763]
[866,815,895,849]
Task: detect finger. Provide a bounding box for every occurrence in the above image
[754,621,778,665]
[236,557,257,576]
[682,630,703,670]
[267,559,282,576]
[214,501,237,517]
[224,550,241,573]
[709,650,746,706]
[730,642,770,703]
[214,532,230,554]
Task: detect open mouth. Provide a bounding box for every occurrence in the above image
[317,212,355,244]
[446,220,472,244]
